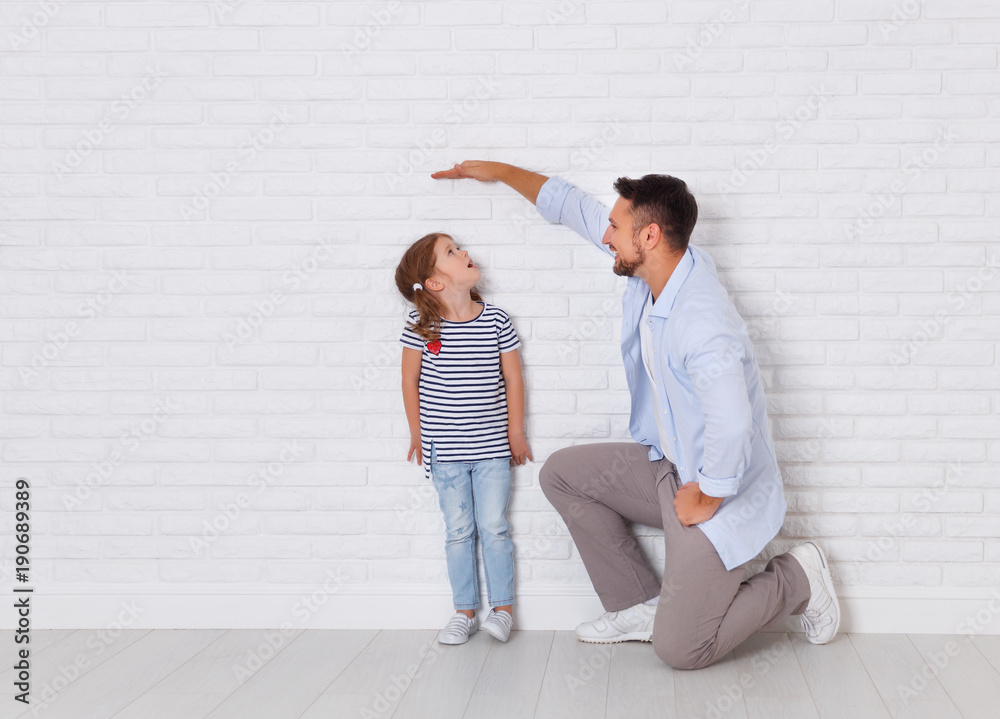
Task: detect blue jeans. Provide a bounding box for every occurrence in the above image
[429,442,515,610]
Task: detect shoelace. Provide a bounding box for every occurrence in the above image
[800,606,833,638]
[603,606,648,632]
[602,609,625,630]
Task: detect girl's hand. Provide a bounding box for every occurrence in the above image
[407,436,421,464]
[509,432,533,466]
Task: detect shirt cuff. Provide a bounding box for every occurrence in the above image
[534,175,568,224]
[696,469,741,498]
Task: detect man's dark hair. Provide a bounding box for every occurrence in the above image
[613,174,698,254]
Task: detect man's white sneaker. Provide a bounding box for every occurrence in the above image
[438,612,478,645]
[574,602,656,644]
[788,541,841,645]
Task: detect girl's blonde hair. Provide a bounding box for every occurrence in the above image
[394,232,483,342]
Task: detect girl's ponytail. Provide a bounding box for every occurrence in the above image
[395,233,483,343]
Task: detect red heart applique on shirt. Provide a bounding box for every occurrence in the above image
[426,340,441,355]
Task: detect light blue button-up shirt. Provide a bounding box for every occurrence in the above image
[536,175,787,571]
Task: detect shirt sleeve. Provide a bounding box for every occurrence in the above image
[399,312,425,351]
[534,176,614,258]
[497,310,521,353]
[677,312,754,498]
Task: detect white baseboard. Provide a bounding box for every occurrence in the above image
[9,583,1000,635]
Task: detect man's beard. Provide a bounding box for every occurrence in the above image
[613,234,646,277]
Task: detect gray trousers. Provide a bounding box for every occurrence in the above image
[539,441,811,671]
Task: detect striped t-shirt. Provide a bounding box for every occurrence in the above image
[399,301,521,480]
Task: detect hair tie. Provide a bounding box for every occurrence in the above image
[412,282,423,292]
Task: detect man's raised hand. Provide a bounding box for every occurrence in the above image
[430,160,502,183]
[432,161,548,206]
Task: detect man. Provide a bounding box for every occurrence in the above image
[431,160,840,670]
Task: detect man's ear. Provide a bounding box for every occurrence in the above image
[645,223,668,254]
[639,223,657,250]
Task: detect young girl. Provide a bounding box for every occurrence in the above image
[395,232,532,646]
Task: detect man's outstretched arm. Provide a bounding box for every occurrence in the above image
[432,160,612,255]
[431,161,548,205]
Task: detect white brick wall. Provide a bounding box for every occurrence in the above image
[1,1,998,620]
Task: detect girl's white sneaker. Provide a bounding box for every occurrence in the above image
[482,608,513,643]
[438,612,478,645]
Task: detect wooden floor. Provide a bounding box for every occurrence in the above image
[2,628,999,718]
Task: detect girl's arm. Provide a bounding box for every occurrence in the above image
[500,349,533,465]
[401,347,423,463]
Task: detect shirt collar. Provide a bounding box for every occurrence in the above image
[649,246,695,319]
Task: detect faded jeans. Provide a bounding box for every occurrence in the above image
[429,442,515,610]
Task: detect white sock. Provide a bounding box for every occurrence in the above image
[643,596,659,607]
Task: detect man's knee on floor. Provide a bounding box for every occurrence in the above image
[653,634,708,671]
